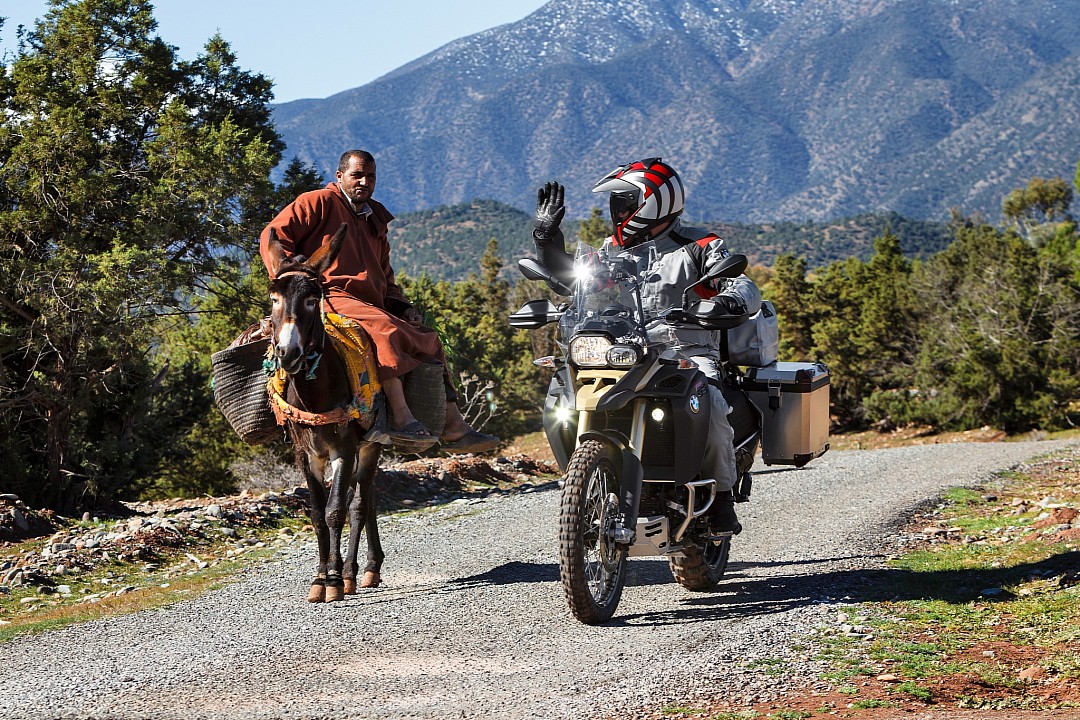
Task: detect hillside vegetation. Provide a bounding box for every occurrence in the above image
[388,202,950,281]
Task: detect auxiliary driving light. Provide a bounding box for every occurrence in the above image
[554,404,574,427]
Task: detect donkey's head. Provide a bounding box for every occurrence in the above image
[264,223,346,375]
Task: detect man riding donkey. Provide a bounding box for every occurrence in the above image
[260,149,499,454]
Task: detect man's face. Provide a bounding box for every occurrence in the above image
[336,156,376,206]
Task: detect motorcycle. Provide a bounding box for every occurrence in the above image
[510,248,829,624]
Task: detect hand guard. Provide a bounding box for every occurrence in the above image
[533,181,565,245]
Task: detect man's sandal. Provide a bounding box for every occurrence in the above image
[439,430,500,454]
[388,421,439,453]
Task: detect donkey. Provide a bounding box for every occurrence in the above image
[264,224,385,602]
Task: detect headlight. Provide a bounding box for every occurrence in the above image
[569,336,641,368]
[569,335,612,367]
[606,345,641,367]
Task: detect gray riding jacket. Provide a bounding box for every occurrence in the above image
[537,220,762,355]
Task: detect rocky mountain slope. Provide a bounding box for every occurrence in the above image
[271,0,1080,223]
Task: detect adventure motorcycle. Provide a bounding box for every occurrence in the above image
[510,249,829,624]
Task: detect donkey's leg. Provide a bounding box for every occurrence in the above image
[342,484,361,594]
[357,443,385,589]
[323,448,357,603]
[301,448,331,603]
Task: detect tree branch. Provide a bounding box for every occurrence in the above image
[0,292,39,323]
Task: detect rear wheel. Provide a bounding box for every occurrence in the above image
[669,535,730,591]
[559,440,627,624]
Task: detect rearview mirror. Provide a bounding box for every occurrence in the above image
[682,253,749,307]
[709,253,748,281]
[518,258,573,296]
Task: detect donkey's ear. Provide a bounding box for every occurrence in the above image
[307,223,347,275]
[264,228,288,279]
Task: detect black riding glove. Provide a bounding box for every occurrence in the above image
[533,181,565,246]
[717,294,747,316]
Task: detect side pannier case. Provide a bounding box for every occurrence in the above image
[744,362,830,467]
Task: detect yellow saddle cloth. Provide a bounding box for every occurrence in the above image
[265,309,381,427]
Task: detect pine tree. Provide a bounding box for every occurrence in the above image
[572,206,610,249]
[762,253,812,360]
[0,0,280,509]
[910,220,1079,431]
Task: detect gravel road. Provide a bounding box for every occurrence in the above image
[1,439,1074,720]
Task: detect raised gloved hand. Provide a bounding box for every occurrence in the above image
[533,181,565,245]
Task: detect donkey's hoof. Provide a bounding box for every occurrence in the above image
[307,583,326,603]
[343,578,357,595]
[360,571,381,588]
[325,584,345,603]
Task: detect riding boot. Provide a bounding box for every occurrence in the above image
[710,490,742,536]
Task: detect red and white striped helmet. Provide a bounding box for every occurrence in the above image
[591,157,685,247]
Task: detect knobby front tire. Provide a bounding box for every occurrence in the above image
[558,440,627,624]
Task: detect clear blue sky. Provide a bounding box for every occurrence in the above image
[1,1,549,102]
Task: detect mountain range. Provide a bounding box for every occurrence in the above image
[271,0,1080,224]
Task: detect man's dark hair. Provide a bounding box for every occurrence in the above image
[338,149,376,173]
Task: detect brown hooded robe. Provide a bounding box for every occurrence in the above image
[260,183,448,386]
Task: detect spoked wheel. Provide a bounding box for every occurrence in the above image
[669,534,731,591]
[559,440,627,624]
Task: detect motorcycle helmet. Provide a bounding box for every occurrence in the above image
[591,157,685,247]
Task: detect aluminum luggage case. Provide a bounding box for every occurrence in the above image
[743,362,830,467]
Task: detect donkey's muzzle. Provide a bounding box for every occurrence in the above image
[275,343,306,375]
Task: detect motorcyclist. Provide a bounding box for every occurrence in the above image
[531,158,761,534]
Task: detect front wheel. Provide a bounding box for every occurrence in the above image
[669,535,731,591]
[559,440,627,624]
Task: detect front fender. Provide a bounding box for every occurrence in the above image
[579,430,643,537]
[543,367,577,470]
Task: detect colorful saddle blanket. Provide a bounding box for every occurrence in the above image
[265,309,381,427]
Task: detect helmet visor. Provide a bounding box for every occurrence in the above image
[609,190,639,229]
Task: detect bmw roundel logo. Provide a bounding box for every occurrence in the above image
[689,394,701,414]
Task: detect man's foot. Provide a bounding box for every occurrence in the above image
[388,420,439,453]
[439,429,500,454]
[709,491,742,536]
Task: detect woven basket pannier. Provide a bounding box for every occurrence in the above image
[398,362,446,437]
[211,339,278,445]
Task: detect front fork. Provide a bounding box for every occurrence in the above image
[577,403,644,546]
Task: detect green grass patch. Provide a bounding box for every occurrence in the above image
[0,548,280,643]
[767,711,811,720]
[892,680,933,702]
[942,487,987,506]
[808,445,1080,709]
[852,698,893,709]
[820,664,876,682]
[748,657,790,676]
